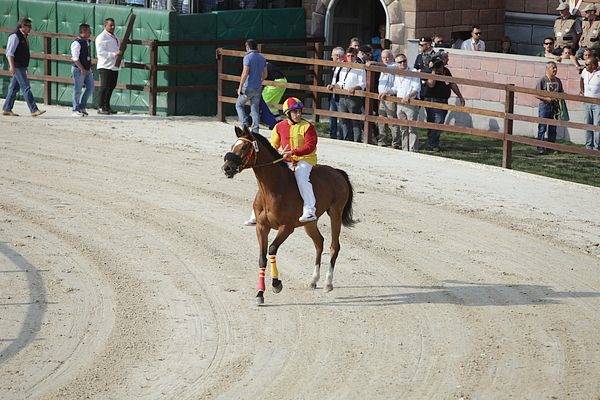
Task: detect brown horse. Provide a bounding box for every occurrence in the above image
[222,126,355,305]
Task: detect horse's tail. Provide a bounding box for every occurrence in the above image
[336,168,356,228]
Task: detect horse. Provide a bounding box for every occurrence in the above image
[222,125,355,305]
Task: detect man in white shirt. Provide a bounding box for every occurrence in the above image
[387,53,421,151]
[580,57,600,149]
[461,25,486,52]
[95,18,121,114]
[367,50,398,147]
[70,23,93,117]
[336,47,366,142]
[326,46,345,139]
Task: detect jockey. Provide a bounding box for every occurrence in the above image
[243,97,318,226]
[271,97,318,223]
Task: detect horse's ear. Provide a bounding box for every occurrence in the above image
[235,126,244,138]
[243,125,251,137]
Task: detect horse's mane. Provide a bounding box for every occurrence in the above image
[251,132,288,169]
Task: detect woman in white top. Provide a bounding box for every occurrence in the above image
[336,47,366,142]
[580,57,600,149]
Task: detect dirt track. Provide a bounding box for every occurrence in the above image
[1,102,600,400]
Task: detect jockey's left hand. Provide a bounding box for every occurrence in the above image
[282,150,293,162]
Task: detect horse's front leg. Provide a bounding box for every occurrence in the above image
[256,223,270,305]
[268,226,294,295]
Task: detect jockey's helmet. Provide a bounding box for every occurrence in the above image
[282,97,304,115]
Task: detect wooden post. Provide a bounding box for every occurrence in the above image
[149,40,158,116]
[312,41,323,123]
[216,48,225,122]
[43,36,51,105]
[115,13,136,68]
[363,69,373,144]
[502,84,515,169]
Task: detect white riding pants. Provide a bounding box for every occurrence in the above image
[289,160,316,215]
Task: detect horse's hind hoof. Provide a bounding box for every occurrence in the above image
[272,279,283,294]
[309,282,317,290]
[256,291,265,305]
[325,284,333,292]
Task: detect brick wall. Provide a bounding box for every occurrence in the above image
[414,0,505,51]
[443,49,586,142]
[506,0,600,14]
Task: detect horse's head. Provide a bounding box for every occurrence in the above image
[222,126,259,178]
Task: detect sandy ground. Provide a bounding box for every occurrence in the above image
[1,102,600,400]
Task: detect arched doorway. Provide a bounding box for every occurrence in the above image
[324,0,388,47]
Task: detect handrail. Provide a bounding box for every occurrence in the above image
[216,47,600,167]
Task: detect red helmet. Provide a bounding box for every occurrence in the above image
[282,97,304,114]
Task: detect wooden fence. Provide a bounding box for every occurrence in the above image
[0,25,324,115]
[216,48,600,168]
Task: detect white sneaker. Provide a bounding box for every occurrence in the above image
[71,111,84,117]
[244,217,257,226]
[299,213,317,223]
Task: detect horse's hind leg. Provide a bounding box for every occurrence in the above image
[325,212,342,292]
[268,226,294,294]
[304,222,324,289]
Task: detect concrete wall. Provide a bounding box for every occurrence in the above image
[445,49,587,144]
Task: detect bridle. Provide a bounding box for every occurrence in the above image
[225,137,284,171]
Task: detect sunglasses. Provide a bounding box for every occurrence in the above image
[544,42,553,45]
[473,32,482,35]
[397,59,407,63]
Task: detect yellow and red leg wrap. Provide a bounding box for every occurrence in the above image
[269,255,279,279]
[257,267,266,291]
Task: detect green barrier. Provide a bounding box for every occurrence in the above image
[174,12,216,115]
[130,7,173,114]
[0,0,18,97]
[215,9,262,40]
[261,8,304,39]
[54,1,94,106]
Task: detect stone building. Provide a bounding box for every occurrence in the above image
[301,0,600,55]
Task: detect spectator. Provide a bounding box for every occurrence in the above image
[235,39,267,134]
[578,3,600,59]
[461,25,485,51]
[96,18,122,115]
[498,36,516,54]
[575,48,594,72]
[357,45,372,64]
[558,45,576,63]
[336,47,365,142]
[421,55,465,151]
[433,34,447,49]
[371,24,386,62]
[554,2,582,53]
[534,61,563,154]
[2,18,45,117]
[580,57,600,150]
[70,23,93,117]
[259,62,286,129]
[367,49,398,147]
[390,53,421,151]
[326,46,345,139]
[414,37,436,71]
[537,37,562,58]
[349,37,360,50]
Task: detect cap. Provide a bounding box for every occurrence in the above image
[419,36,432,43]
[556,2,569,11]
[583,3,597,12]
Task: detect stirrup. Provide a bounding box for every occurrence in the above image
[244,217,257,226]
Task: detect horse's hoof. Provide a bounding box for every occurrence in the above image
[256,291,264,305]
[309,282,317,290]
[272,279,283,294]
[325,284,333,292]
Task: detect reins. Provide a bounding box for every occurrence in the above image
[235,137,285,169]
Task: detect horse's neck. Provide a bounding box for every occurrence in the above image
[252,160,291,196]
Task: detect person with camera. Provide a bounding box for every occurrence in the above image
[534,61,564,154]
[422,54,465,152]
